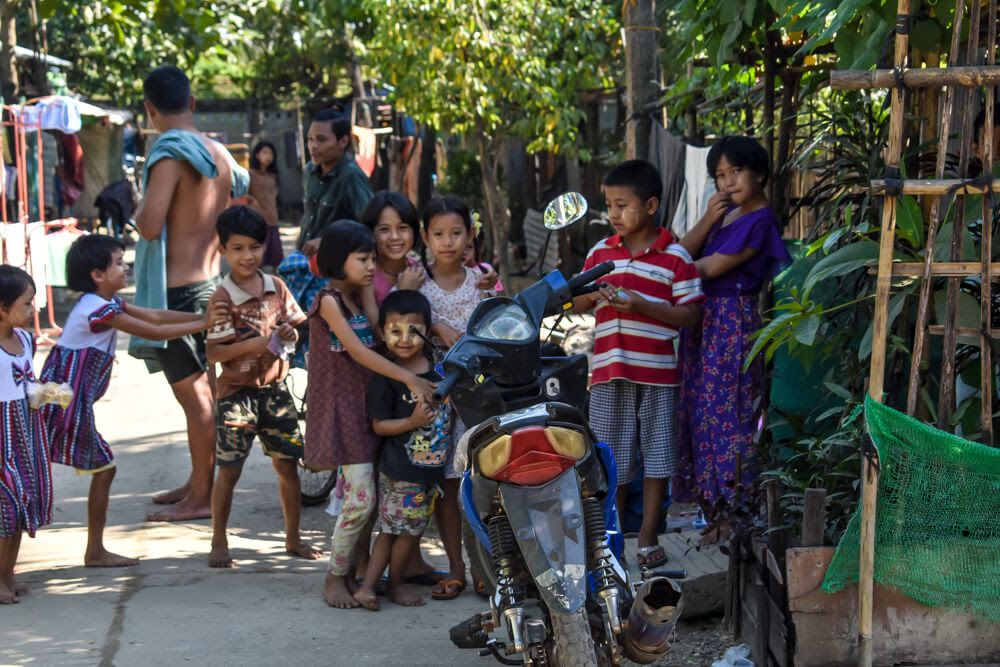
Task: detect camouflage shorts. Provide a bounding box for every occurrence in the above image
[216,380,303,467]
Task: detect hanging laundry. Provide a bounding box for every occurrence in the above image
[57,132,85,207]
[648,123,686,228]
[17,97,83,134]
[0,222,49,308]
[44,227,83,288]
[670,144,716,238]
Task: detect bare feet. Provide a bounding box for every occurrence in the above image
[208,543,234,568]
[0,582,17,604]
[699,520,732,546]
[352,585,380,611]
[11,576,27,596]
[323,572,360,609]
[285,540,322,561]
[146,497,211,522]
[387,582,425,607]
[151,481,190,505]
[85,548,140,568]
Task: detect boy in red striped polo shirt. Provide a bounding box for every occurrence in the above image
[574,160,704,567]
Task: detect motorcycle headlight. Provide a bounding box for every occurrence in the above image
[470,303,534,342]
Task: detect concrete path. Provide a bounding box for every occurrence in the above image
[5,337,483,666]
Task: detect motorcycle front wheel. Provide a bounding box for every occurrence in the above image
[548,608,599,667]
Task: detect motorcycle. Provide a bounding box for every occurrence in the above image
[439,193,683,666]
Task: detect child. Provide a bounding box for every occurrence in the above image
[354,290,449,610]
[573,159,704,568]
[307,219,436,609]
[361,191,426,304]
[418,194,492,600]
[205,206,322,568]
[0,266,51,602]
[675,137,790,543]
[40,235,224,567]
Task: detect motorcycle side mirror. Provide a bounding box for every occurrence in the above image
[538,192,589,278]
[543,192,588,231]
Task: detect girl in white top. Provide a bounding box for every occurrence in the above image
[0,266,50,604]
[40,235,222,568]
[417,195,493,600]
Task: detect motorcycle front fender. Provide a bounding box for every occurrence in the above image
[499,472,588,614]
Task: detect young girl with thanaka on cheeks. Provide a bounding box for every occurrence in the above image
[361,191,426,304]
[305,220,436,609]
[675,136,790,543]
[0,266,51,604]
[418,195,493,600]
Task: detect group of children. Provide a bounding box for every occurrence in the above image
[1,139,788,609]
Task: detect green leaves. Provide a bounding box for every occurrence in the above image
[895,195,925,248]
[802,240,879,298]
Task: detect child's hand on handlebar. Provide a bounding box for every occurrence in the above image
[407,375,437,409]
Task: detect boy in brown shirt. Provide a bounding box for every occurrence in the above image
[205,205,321,567]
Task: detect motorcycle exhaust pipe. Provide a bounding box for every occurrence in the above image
[622,576,684,664]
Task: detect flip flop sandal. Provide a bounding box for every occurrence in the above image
[405,570,448,586]
[636,545,668,569]
[473,575,488,598]
[431,578,466,600]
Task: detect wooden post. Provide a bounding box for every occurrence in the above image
[906,0,967,416]
[623,0,657,160]
[979,0,997,445]
[802,489,827,548]
[859,2,910,665]
[939,0,982,427]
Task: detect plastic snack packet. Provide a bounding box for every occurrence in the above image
[267,330,295,361]
[26,381,73,409]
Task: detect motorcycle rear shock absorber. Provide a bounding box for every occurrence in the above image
[489,515,527,655]
[583,497,623,640]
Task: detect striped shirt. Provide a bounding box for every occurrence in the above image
[583,228,704,386]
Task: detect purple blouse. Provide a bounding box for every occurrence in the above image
[701,206,790,297]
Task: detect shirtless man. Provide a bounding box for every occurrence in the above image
[136,66,235,521]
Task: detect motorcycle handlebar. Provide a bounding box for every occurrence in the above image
[434,370,462,402]
[566,261,615,294]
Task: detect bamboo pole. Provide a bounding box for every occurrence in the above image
[883,261,1000,277]
[830,65,1000,90]
[939,0,983,427]
[978,0,997,445]
[868,179,1000,195]
[906,0,968,416]
[859,2,910,664]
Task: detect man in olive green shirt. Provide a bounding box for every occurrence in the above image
[298,109,374,255]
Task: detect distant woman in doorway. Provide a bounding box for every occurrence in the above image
[249,140,284,270]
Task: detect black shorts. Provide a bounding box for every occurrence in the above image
[151,278,218,385]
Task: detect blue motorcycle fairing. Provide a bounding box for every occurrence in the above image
[595,440,624,560]
[499,471,588,614]
[460,470,492,555]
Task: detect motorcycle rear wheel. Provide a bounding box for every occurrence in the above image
[548,608,598,667]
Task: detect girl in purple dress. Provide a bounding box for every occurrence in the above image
[675,136,791,540]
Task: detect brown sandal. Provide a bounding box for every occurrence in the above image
[431,578,466,600]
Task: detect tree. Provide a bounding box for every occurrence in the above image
[364,0,622,285]
[41,0,241,104]
[0,0,19,101]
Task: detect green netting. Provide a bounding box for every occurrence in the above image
[821,396,1000,620]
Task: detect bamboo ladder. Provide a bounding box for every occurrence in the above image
[828,1,998,665]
